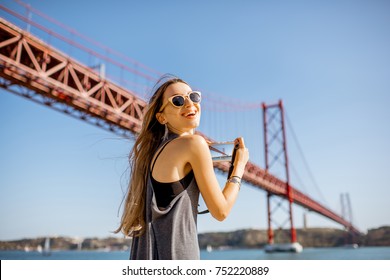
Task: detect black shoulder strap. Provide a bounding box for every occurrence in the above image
[151,139,174,173]
[198,209,210,215]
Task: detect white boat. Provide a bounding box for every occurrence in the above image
[36,245,42,253]
[343,243,359,249]
[206,245,213,252]
[264,242,303,253]
[42,237,51,256]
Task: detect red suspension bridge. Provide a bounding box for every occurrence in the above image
[0,2,361,250]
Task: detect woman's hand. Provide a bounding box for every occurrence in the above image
[232,137,249,173]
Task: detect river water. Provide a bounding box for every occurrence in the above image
[1,247,389,260]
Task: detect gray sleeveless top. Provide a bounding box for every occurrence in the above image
[130,136,200,260]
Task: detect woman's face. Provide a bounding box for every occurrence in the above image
[157,82,201,135]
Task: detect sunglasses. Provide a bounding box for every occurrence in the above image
[159,91,201,112]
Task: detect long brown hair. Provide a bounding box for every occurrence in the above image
[116,75,188,237]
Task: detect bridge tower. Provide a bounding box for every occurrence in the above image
[262,100,302,252]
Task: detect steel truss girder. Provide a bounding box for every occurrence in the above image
[0,77,133,138]
[0,17,146,135]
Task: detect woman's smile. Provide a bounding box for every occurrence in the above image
[181,110,198,119]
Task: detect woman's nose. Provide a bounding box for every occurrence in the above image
[184,96,194,107]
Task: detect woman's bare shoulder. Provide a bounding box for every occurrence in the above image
[177,134,208,147]
[170,134,209,156]
[174,135,212,167]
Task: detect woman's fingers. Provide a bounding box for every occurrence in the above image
[235,137,245,148]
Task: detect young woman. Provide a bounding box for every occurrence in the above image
[116,75,249,259]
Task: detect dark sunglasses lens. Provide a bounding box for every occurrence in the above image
[190,92,201,103]
[171,96,185,107]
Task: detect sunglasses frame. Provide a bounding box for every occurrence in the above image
[159,91,201,112]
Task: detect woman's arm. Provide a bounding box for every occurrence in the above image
[182,134,249,221]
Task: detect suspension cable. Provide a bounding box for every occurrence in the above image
[285,111,329,206]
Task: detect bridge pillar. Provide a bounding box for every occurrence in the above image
[267,192,274,244]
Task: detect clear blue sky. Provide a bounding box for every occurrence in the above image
[0,0,389,240]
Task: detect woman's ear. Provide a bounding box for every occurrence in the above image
[156,112,166,124]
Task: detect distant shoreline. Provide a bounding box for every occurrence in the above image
[1,226,389,251]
